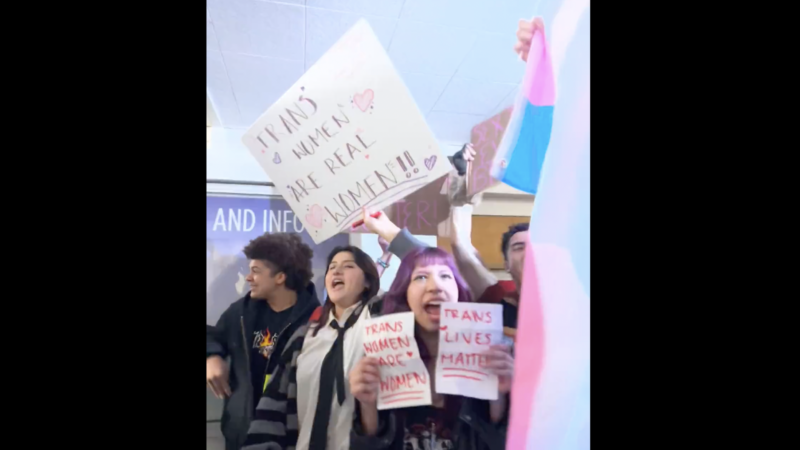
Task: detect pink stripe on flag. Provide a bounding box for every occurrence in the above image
[506,237,546,450]
[522,31,555,107]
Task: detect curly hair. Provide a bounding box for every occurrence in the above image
[501,223,529,261]
[242,233,314,291]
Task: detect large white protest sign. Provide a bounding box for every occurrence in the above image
[241,20,451,243]
[436,303,503,400]
[362,312,432,409]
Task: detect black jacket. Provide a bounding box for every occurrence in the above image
[206,283,320,450]
[350,395,509,450]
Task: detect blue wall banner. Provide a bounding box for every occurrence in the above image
[206,195,349,325]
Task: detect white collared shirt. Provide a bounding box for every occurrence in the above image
[295,302,369,450]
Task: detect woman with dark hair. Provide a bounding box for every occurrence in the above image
[348,212,515,450]
[241,226,426,450]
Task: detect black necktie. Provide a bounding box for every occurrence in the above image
[308,310,360,450]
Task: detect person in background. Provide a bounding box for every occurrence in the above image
[449,218,528,341]
[441,142,524,339]
[241,213,429,450]
[349,212,514,450]
[206,233,320,450]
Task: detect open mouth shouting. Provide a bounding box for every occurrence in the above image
[423,299,443,322]
[330,278,345,291]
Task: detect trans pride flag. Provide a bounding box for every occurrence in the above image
[490,20,555,195]
[504,1,590,449]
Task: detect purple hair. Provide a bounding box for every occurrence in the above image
[381,246,469,415]
[382,246,473,316]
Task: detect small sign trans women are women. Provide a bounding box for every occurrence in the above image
[241,19,450,244]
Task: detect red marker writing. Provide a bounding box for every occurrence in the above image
[351,211,382,229]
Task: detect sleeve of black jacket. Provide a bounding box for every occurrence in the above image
[206,304,233,358]
[241,324,308,450]
[350,400,398,450]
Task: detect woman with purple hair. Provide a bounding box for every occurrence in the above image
[348,211,515,450]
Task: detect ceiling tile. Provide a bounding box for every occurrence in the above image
[388,21,478,76]
[425,111,485,143]
[207,50,243,128]
[222,52,305,127]
[479,0,539,34]
[400,0,536,33]
[399,0,486,28]
[207,21,219,51]
[398,72,451,114]
[484,83,518,119]
[306,0,405,18]
[305,8,397,70]
[207,0,304,60]
[455,32,525,84]
[432,78,516,115]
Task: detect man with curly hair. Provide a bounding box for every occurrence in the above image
[206,232,320,450]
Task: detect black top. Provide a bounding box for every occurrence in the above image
[250,301,294,407]
[501,299,518,329]
[402,405,459,450]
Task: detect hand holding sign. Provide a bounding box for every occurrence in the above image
[358,207,401,244]
[349,356,380,405]
[483,344,514,394]
[362,312,432,409]
[436,302,504,400]
[463,143,477,162]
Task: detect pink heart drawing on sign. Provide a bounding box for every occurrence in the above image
[424,155,437,171]
[305,204,323,229]
[407,351,413,358]
[353,89,374,112]
[273,152,281,164]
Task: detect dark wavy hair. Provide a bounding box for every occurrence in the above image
[501,223,529,261]
[311,246,380,336]
[243,233,313,291]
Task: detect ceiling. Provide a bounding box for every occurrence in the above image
[206,0,537,143]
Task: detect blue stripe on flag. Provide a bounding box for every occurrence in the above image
[500,102,554,195]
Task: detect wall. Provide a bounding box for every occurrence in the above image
[206,181,437,290]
